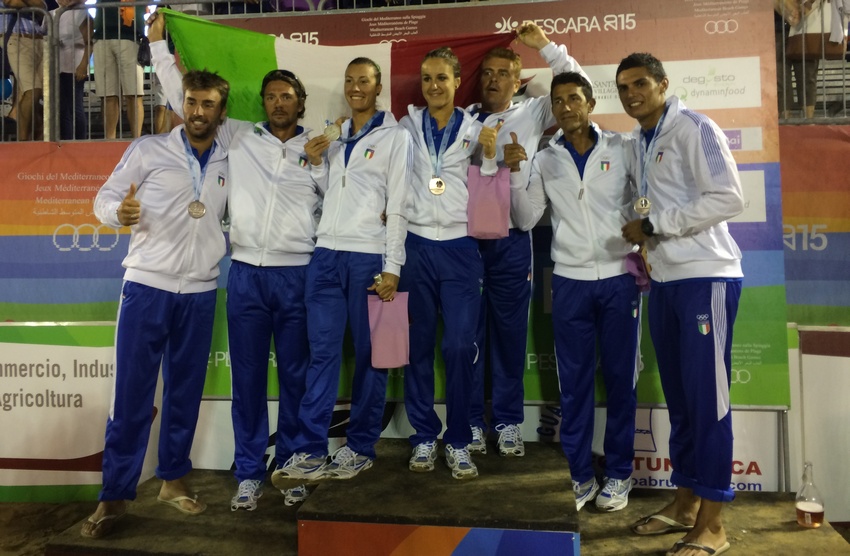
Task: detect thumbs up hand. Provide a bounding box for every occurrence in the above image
[503,132,527,172]
[478,120,504,160]
[117,183,141,227]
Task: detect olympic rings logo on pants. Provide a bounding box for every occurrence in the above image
[704,20,738,34]
[53,223,121,252]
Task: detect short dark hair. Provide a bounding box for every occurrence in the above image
[182,69,229,108]
[260,69,307,118]
[482,47,522,78]
[616,52,667,83]
[347,57,382,85]
[423,47,461,78]
[550,72,594,101]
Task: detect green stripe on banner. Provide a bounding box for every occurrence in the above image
[0,484,101,503]
[787,326,799,350]
[786,304,850,327]
[0,323,116,347]
[0,302,118,323]
[162,8,277,123]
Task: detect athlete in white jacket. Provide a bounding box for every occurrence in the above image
[83,69,229,539]
[619,53,743,556]
[510,71,641,513]
[150,13,324,511]
[464,24,589,457]
[272,57,413,483]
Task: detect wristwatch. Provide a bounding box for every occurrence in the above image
[641,218,655,237]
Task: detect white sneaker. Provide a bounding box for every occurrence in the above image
[445,445,478,480]
[323,445,374,480]
[595,477,632,512]
[271,452,327,487]
[572,477,600,511]
[495,423,525,457]
[468,426,487,454]
[409,441,438,472]
[283,484,310,506]
[230,479,262,511]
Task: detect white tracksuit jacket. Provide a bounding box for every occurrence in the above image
[466,41,589,230]
[629,96,744,282]
[401,106,496,241]
[311,112,412,276]
[511,123,637,280]
[94,126,229,293]
[151,40,323,268]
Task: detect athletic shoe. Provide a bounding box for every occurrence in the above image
[595,477,632,512]
[495,423,525,457]
[271,452,327,484]
[408,441,438,472]
[283,484,310,506]
[230,479,263,512]
[322,445,374,479]
[445,445,478,480]
[573,477,600,511]
[468,426,487,454]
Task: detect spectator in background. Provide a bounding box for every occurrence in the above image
[1,0,47,140]
[51,0,92,139]
[93,0,146,138]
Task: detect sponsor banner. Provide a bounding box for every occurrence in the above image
[780,125,850,326]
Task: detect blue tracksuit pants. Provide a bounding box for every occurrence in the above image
[227,261,309,481]
[470,229,533,430]
[552,273,641,484]
[401,234,482,449]
[649,279,742,502]
[293,248,386,459]
[99,281,216,501]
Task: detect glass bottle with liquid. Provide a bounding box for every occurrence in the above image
[796,461,825,528]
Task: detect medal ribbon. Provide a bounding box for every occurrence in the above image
[180,130,215,203]
[423,108,459,180]
[339,111,384,144]
[638,105,668,201]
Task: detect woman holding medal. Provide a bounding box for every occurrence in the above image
[272,57,413,483]
[399,47,500,480]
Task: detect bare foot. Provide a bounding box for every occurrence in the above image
[157,478,206,515]
[80,500,127,538]
[666,528,729,556]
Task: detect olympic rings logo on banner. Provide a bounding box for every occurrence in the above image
[705,20,738,34]
[730,368,751,384]
[52,223,121,252]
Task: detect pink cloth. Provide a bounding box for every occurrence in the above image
[467,166,510,239]
[367,292,409,369]
[625,252,651,293]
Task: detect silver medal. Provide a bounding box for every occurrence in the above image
[188,200,206,219]
[323,123,341,141]
[634,196,651,216]
[429,177,446,196]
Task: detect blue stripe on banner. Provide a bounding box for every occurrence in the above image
[740,250,785,287]
[784,232,850,281]
[0,235,128,278]
[729,162,784,251]
[786,280,850,307]
[0,278,124,303]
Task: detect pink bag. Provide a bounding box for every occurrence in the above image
[367,292,409,369]
[625,252,651,293]
[467,166,510,239]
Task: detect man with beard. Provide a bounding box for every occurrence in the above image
[149,13,325,510]
[507,72,641,512]
[83,67,230,539]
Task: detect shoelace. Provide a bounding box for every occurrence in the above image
[471,427,483,443]
[332,446,357,466]
[414,442,435,460]
[496,424,519,445]
[448,446,472,466]
[236,480,261,500]
[602,479,628,495]
[282,452,308,468]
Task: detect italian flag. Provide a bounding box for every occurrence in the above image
[161,9,513,133]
